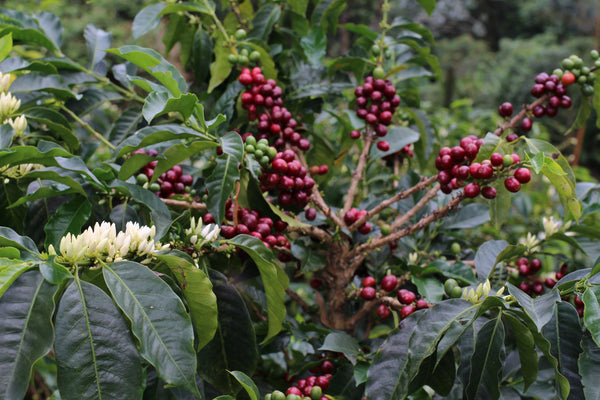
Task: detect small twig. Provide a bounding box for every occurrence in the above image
[342,135,373,215]
[285,225,331,241]
[161,198,207,211]
[492,95,548,137]
[390,183,441,231]
[286,288,312,313]
[61,106,116,150]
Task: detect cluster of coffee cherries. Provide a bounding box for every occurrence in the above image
[558,51,599,97]
[269,371,332,400]
[352,76,401,152]
[219,200,292,261]
[132,148,194,198]
[443,278,464,299]
[343,208,372,234]
[515,257,545,295]
[527,71,573,120]
[257,149,315,208]
[243,135,278,167]
[435,136,531,198]
[238,67,309,151]
[359,275,428,319]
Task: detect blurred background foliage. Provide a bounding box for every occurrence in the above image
[3,0,598,175]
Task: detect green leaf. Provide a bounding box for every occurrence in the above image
[229,371,259,400]
[103,261,198,395]
[420,260,476,285]
[502,313,538,391]
[300,26,326,66]
[368,127,420,160]
[474,240,508,282]
[411,276,444,303]
[316,0,346,33]
[115,124,212,158]
[208,28,232,93]
[34,12,63,50]
[319,331,362,365]
[541,302,584,399]
[248,4,281,41]
[0,259,32,298]
[108,108,142,145]
[132,3,166,39]
[0,33,12,61]
[0,26,57,53]
[0,226,38,255]
[245,41,277,81]
[507,283,559,332]
[473,132,501,163]
[443,203,490,229]
[197,270,258,394]
[66,88,122,117]
[206,155,240,225]
[566,95,591,133]
[464,315,504,400]
[83,24,111,69]
[155,253,218,351]
[24,107,79,151]
[106,45,187,96]
[578,332,600,400]
[0,270,58,400]
[9,72,74,99]
[142,92,198,123]
[38,257,72,285]
[416,0,436,16]
[228,235,288,343]
[55,278,143,400]
[44,196,92,249]
[583,285,600,347]
[109,180,172,239]
[151,140,216,183]
[290,236,327,272]
[488,180,511,229]
[524,138,580,221]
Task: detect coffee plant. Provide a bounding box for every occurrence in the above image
[0,1,599,399]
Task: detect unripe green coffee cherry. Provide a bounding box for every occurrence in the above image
[149,182,160,192]
[444,278,458,295]
[384,49,392,59]
[264,394,272,400]
[591,49,600,60]
[255,149,264,158]
[582,84,594,96]
[451,242,461,255]
[249,50,261,62]
[561,58,574,70]
[578,75,587,84]
[228,54,238,64]
[259,155,270,166]
[234,28,247,40]
[245,135,256,146]
[310,386,323,400]
[450,286,463,298]
[136,173,149,185]
[245,144,256,153]
[238,55,249,64]
[240,48,249,57]
[373,66,385,79]
[266,146,277,160]
[272,391,286,400]
[380,224,391,235]
[371,44,381,55]
[552,68,563,79]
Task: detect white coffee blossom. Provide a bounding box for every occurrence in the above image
[8,115,27,134]
[185,216,220,248]
[0,92,21,121]
[58,221,168,266]
[519,232,540,252]
[462,280,504,303]
[0,73,11,93]
[408,252,419,265]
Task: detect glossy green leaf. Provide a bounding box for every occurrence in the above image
[34,12,63,50]
[0,33,12,61]
[368,127,420,160]
[155,253,218,351]
[142,92,198,123]
[488,180,511,229]
[55,278,143,400]
[151,140,216,184]
[541,302,584,399]
[443,203,490,229]
[115,124,212,158]
[0,226,38,255]
[106,45,186,96]
[229,371,259,400]
[474,240,508,282]
[0,26,57,53]
[206,154,240,225]
[228,234,288,343]
[197,270,258,394]
[9,72,74,99]
[132,3,166,39]
[0,142,72,167]
[207,28,232,93]
[108,108,142,145]
[109,180,171,239]
[290,236,327,272]
[583,285,600,347]
[300,26,326,66]
[0,270,58,400]
[0,259,32,298]
[103,261,198,395]
[83,24,111,68]
[411,276,444,303]
[578,332,600,400]
[24,107,79,151]
[44,196,91,249]
[507,283,559,332]
[416,0,436,16]
[503,313,538,391]
[248,4,281,41]
[317,0,346,33]
[319,331,361,365]
[66,88,122,117]
[465,315,504,400]
[473,132,501,163]
[420,260,476,285]
[566,95,591,133]
[38,257,72,285]
[160,2,214,16]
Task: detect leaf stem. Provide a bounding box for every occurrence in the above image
[60,105,116,150]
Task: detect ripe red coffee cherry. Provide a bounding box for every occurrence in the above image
[504,177,521,193]
[180,174,193,186]
[377,304,391,319]
[514,168,531,184]
[344,208,359,225]
[518,281,531,293]
[305,207,317,221]
[360,286,376,300]
[238,73,253,86]
[318,164,329,175]
[532,105,545,118]
[358,222,372,234]
[498,102,513,117]
[530,83,545,97]
[379,110,393,124]
[481,186,497,199]
[464,182,481,198]
[545,278,556,288]
[518,263,530,276]
[415,299,429,310]
[400,305,416,319]
[506,133,519,142]
[381,275,398,292]
[362,276,376,288]
[377,141,390,152]
[490,153,504,167]
[350,130,361,139]
[561,71,576,86]
[320,360,334,374]
[560,95,572,108]
[530,258,542,272]
[532,282,544,295]
[397,289,416,305]
[521,117,533,131]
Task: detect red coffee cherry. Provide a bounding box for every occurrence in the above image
[362,276,376,287]
[514,168,531,184]
[400,305,416,319]
[415,299,429,310]
[377,304,391,319]
[377,141,390,152]
[360,286,376,300]
[498,102,513,117]
[397,289,416,305]
[381,275,398,292]
[481,186,498,199]
[504,177,521,193]
[464,183,481,198]
[521,117,533,131]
